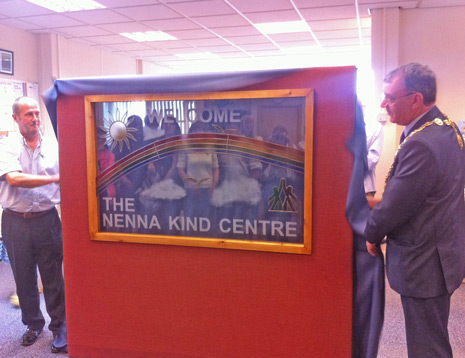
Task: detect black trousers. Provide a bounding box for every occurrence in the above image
[401,293,452,358]
[2,208,66,332]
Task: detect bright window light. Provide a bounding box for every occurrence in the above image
[120,31,177,42]
[176,53,220,60]
[254,21,309,35]
[26,0,106,12]
[282,46,321,54]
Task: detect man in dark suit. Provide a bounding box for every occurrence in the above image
[365,63,465,358]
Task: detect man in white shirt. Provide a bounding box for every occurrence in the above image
[0,96,67,353]
[364,119,383,197]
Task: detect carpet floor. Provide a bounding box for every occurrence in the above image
[1,258,464,358]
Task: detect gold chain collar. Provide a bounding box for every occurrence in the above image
[384,117,464,191]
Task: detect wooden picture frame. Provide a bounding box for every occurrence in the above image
[85,89,313,254]
[0,49,14,75]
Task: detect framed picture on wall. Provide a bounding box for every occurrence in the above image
[85,89,313,254]
[0,49,14,75]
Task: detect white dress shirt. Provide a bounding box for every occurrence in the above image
[0,132,60,212]
[364,120,384,194]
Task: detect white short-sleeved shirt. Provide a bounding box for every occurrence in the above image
[0,133,60,212]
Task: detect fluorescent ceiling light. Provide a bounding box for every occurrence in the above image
[120,31,177,42]
[176,53,220,60]
[26,0,106,12]
[254,21,308,35]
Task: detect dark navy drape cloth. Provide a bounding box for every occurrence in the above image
[42,69,297,136]
[42,69,385,356]
[347,102,385,358]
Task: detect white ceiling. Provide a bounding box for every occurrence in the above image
[1,0,464,72]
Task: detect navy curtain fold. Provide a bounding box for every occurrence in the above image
[42,68,297,140]
[346,101,385,358]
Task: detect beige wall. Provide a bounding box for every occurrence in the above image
[0,25,139,94]
[0,24,44,134]
[399,7,465,122]
[371,5,465,198]
[0,27,140,135]
[57,36,138,78]
[0,24,39,83]
[0,25,140,89]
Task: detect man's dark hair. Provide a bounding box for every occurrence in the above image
[384,62,437,105]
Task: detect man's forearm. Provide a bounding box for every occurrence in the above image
[5,171,59,188]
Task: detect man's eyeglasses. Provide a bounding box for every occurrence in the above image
[382,92,416,104]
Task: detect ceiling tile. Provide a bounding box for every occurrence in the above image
[177,44,238,53]
[0,1,53,17]
[300,5,357,21]
[191,14,249,27]
[358,0,413,4]
[2,0,459,74]
[227,0,293,12]
[320,38,363,46]
[97,45,124,52]
[209,25,261,37]
[142,55,184,62]
[239,43,278,51]
[278,41,319,49]
[114,4,181,21]
[358,0,418,12]
[144,18,200,31]
[269,32,315,42]
[20,14,86,28]
[98,21,153,33]
[309,18,368,31]
[419,0,465,6]
[97,0,160,7]
[109,42,154,51]
[64,9,133,24]
[183,37,229,46]
[244,10,300,23]
[293,0,354,7]
[225,34,269,45]
[54,25,112,37]
[163,0,205,2]
[128,49,171,56]
[167,0,236,17]
[146,40,194,49]
[167,28,216,40]
[85,34,134,45]
[0,17,41,30]
[315,28,371,39]
[164,47,206,54]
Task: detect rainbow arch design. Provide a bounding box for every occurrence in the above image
[96,133,306,194]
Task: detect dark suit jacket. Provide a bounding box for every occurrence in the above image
[365,106,465,298]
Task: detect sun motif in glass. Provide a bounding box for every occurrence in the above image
[99,109,139,152]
